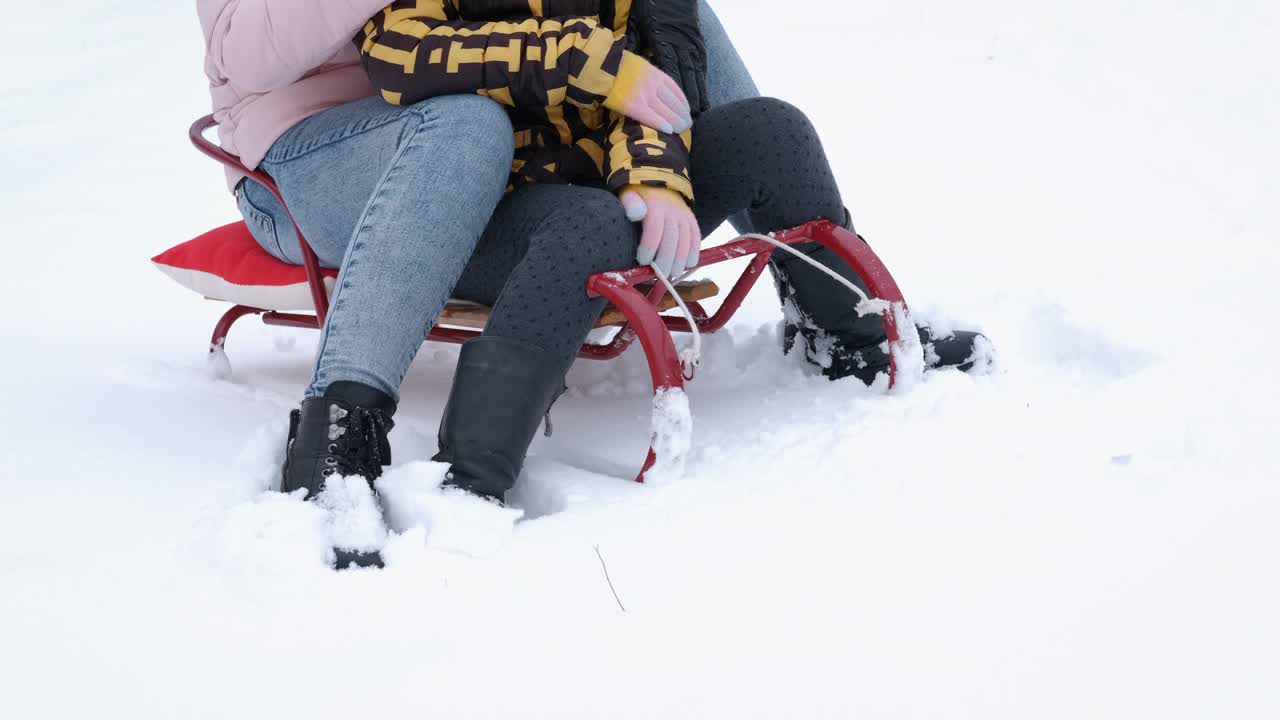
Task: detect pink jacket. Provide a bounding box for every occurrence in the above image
[197,0,391,189]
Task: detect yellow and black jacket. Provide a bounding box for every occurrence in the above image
[355,0,694,201]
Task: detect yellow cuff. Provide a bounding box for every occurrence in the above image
[603,51,649,113]
[619,170,694,202]
[619,184,688,207]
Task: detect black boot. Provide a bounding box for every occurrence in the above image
[282,381,396,569]
[772,221,892,384]
[283,382,396,497]
[774,216,991,382]
[918,326,991,373]
[432,337,566,503]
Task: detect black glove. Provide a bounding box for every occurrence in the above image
[627,0,710,116]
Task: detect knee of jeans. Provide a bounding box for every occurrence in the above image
[470,96,516,146]
[405,95,515,162]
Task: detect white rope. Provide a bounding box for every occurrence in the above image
[737,233,889,317]
[649,264,702,378]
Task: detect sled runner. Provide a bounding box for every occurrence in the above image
[158,115,911,482]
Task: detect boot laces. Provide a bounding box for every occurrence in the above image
[321,404,392,484]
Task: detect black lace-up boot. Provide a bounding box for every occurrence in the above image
[282,382,396,498]
[432,337,566,504]
[282,382,396,569]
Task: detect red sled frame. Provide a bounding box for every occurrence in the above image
[190,115,911,482]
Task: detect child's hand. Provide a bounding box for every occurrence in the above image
[619,185,701,278]
[604,51,693,134]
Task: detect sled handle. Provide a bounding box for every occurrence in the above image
[188,116,332,324]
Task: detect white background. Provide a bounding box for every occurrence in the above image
[1,1,1277,718]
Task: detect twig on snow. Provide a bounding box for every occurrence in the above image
[594,545,627,613]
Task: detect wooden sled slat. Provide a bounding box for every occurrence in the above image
[595,279,719,327]
[435,279,720,331]
[435,302,491,330]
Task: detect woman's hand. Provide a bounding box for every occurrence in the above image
[604,52,693,134]
[619,185,701,277]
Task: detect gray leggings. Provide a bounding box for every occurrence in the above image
[451,183,636,365]
[461,97,846,372]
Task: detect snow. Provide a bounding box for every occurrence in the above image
[2,1,1279,718]
[645,388,694,483]
[377,462,523,558]
[315,474,390,556]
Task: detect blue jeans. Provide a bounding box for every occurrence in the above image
[697,0,761,234]
[238,94,515,400]
[238,1,758,401]
[700,1,760,111]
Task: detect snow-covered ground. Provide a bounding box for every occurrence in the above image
[2,1,1278,717]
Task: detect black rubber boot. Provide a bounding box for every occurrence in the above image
[432,337,566,503]
[282,381,396,569]
[772,212,891,384]
[918,326,990,373]
[774,214,991,382]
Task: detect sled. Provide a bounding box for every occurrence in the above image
[164,115,911,482]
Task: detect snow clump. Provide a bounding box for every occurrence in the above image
[377,461,523,558]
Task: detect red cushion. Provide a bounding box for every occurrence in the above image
[152,222,336,311]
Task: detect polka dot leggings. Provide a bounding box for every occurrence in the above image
[452,97,848,373]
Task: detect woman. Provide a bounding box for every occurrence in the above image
[197,0,517,525]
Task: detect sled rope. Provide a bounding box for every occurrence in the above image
[738,233,886,316]
[650,263,703,379]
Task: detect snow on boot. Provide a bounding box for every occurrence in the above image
[282,381,396,569]
[772,224,891,385]
[773,215,995,384]
[432,337,566,504]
